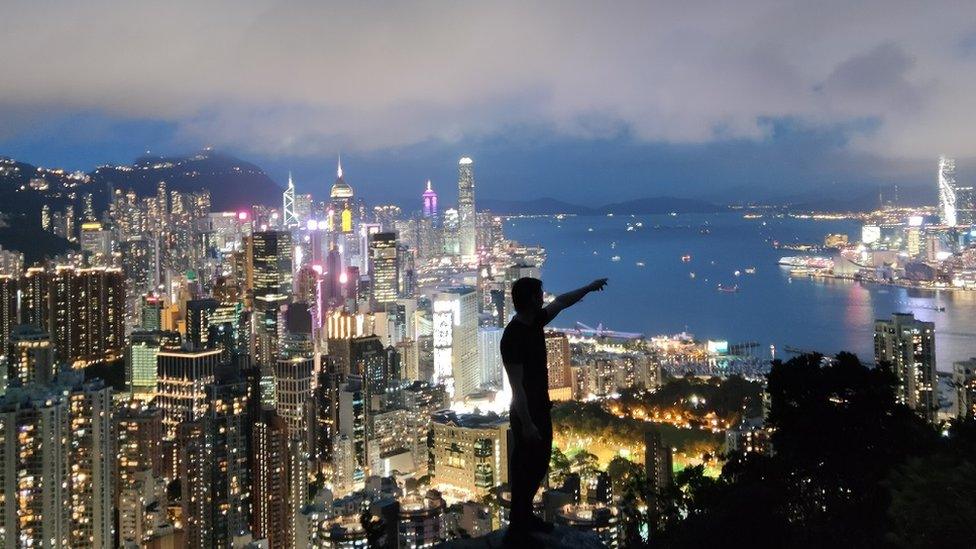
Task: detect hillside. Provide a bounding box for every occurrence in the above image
[91,150,283,211]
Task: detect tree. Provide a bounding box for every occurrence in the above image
[660,352,940,548]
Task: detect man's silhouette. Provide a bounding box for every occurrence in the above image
[500,276,608,541]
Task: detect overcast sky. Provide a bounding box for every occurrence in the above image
[1,1,974,203]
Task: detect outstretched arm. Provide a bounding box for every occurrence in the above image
[543,278,608,321]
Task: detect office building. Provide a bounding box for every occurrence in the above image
[126,331,163,398]
[433,286,479,399]
[370,232,399,305]
[429,411,509,499]
[875,312,937,422]
[155,347,222,477]
[457,157,477,260]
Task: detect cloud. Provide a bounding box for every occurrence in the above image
[0,1,974,159]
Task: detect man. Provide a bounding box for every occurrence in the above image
[500,276,608,541]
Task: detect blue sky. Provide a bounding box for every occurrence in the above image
[1,1,973,204]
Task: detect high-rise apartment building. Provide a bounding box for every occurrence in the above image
[9,324,56,385]
[180,378,251,548]
[66,377,115,549]
[22,266,126,368]
[457,157,477,260]
[251,407,292,549]
[875,312,937,422]
[0,387,71,546]
[0,275,16,354]
[546,331,573,401]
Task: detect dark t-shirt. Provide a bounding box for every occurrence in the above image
[501,309,551,417]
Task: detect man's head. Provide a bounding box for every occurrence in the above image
[511,277,544,314]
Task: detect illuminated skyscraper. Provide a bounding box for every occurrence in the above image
[283,172,298,228]
[251,407,292,549]
[9,325,55,386]
[875,312,936,422]
[0,388,71,546]
[422,179,438,219]
[180,377,251,548]
[249,231,293,365]
[330,157,355,234]
[370,232,399,305]
[458,157,477,259]
[66,377,115,549]
[155,347,222,477]
[546,331,573,400]
[433,286,479,399]
[939,155,959,226]
[26,266,126,368]
[0,276,19,355]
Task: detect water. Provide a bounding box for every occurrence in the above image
[505,213,976,371]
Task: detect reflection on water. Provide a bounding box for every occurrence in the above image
[506,213,976,371]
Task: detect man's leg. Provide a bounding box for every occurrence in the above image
[508,414,532,531]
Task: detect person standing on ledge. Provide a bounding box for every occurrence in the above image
[501,276,608,542]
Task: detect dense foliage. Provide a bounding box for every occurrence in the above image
[646,352,976,548]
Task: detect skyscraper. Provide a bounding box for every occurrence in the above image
[546,331,573,400]
[644,429,673,526]
[283,172,298,228]
[180,377,251,548]
[457,157,476,260]
[0,387,71,546]
[249,231,293,365]
[939,155,959,226]
[433,286,479,399]
[330,157,355,234]
[155,347,222,476]
[370,232,399,305]
[875,312,937,422]
[251,407,292,549]
[0,275,16,354]
[26,266,126,368]
[422,179,438,219]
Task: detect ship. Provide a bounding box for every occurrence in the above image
[681,254,692,262]
[744,267,756,274]
[717,284,739,293]
[777,256,833,269]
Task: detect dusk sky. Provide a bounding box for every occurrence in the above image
[2,1,976,204]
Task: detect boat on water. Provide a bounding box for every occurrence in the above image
[636,261,645,267]
[689,272,696,278]
[611,255,621,262]
[681,254,692,262]
[717,284,739,293]
[744,267,757,274]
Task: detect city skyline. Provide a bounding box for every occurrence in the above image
[2,2,976,547]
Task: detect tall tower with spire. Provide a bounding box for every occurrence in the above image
[329,156,354,233]
[422,180,438,218]
[457,157,476,259]
[282,172,298,228]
